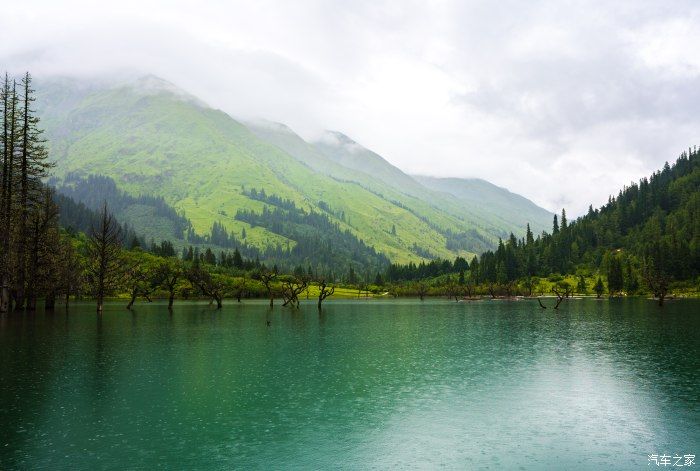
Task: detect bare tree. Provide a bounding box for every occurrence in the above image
[187,265,225,309]
[415,281,428,301]
[444,278,459,302]
[56,236,82,309]
[259,268,277,307]
[486,281,497,298]
[155,259,183,310]
[282,276,308,308]
[234,274,247,303]
[317,279,335,309]
[551,284,571,310]
[25,187,59,310]
[85,203,124,312]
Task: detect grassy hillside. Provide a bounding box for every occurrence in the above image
[313,130,552,238]
[413,175,553,236]
[37,75,552,266]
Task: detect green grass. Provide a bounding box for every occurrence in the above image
[40,77,550,264]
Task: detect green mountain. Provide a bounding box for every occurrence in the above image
[413,175,553,237]
[37,75,552,267]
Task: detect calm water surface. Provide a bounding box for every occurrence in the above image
[1,298,698,469]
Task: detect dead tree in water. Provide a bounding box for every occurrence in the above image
[234,274,247,303]
[259,269,277,307]
[0,77,17,313]
[415,281,428,301]
[26,187,59,310]
[85,203,124,313]
[155,259,182,310]
[537,298,547,309]
[282,276,308,308]
[317,279,335,309]
[444,278,460,302]
[551,286,571,310]
[486,281,497,298]
[187,265,225,309]
[124,260,156,310]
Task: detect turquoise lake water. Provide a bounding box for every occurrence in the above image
[1,298,698,469]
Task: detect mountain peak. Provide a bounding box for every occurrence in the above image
[317,130,364,153]
[124,75,208,108]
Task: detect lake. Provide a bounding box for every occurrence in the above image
[1,298,698,469]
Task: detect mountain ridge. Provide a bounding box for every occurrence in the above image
[36,74,552,268]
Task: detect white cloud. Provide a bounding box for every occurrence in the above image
[1,0,698,215]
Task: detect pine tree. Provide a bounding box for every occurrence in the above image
[560,209,567,230]
[594,277,604,298]
[232,247,243,268]
[13,73,52,310]
[0,77,18,312]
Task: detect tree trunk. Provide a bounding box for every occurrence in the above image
[168,292,175,310]
[215,297,222,309]
[126,291,137,310]
[65,292,70,309]
[269,296,274,308]
[45,292,56,310]
[26,295,36,311]
[0,283,9,313]
[658,294,665,307]
[97,294,104,313]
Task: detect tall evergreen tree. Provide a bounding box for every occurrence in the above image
[13,73,52,310]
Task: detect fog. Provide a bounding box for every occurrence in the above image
[2,0,698,214]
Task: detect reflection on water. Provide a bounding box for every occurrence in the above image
[1,299,698,469]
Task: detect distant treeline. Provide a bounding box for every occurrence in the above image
[383,148,699,304]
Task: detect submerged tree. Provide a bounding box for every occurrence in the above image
[155,258,183,310]
[187,265,226,309]
[85,203,125,312]
[317,279,335,309]
[0,76,18,312]
[258,268,277,307]
[233,274,247,302]
[281,275,308,308]
[13,73,53,310]
[414,281,428,301]
[123,253,159,310]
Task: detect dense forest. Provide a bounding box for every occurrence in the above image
[385,148,699,304]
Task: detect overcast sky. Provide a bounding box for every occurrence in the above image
[1,0,698,215]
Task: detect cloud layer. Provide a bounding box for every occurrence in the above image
[2,0,698,214]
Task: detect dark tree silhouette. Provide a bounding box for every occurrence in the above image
[85,203,124,312]
[317,279,335,309]
[259,268,277,307]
